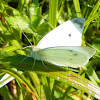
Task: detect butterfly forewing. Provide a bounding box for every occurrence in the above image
[37,18,85,49]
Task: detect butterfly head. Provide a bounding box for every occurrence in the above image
[28,46,41,60]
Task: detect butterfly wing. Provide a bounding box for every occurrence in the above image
[59,46,96,58]
[37,18,85,49]
[36,46,95,68]
[75,46,96,58]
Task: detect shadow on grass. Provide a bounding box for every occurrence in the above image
[0,54,67,72]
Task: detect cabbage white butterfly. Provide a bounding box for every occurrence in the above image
[27,18,95,68]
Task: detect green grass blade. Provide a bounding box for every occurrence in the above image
[73,0,82,17]
[49,0,58,29]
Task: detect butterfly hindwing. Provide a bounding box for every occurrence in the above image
[36,47,92,68]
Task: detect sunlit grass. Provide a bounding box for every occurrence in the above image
[0,0,100,99]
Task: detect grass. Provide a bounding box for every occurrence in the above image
[0,0,100,100]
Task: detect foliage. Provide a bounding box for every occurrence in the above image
[0,0,100,100]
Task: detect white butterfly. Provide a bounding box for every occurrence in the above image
[27,18,95,68]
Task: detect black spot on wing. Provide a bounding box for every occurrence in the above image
[73,53,78,56]
[69,50,73,52]
[69,50,79,56]
[68,33,71,37]
[78,23,83,29]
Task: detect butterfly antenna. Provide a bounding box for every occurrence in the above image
[22,32,33,46]
[17,24,33,46]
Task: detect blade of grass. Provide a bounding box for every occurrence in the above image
[49,0,58,30]
[83,0,100,34]
[0,68,40,100]
[0,53,100,99]
[73,0,82,17]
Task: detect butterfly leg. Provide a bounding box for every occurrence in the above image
[31,59,36,70]
[41,60,47,69]
[31,59,47,70]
